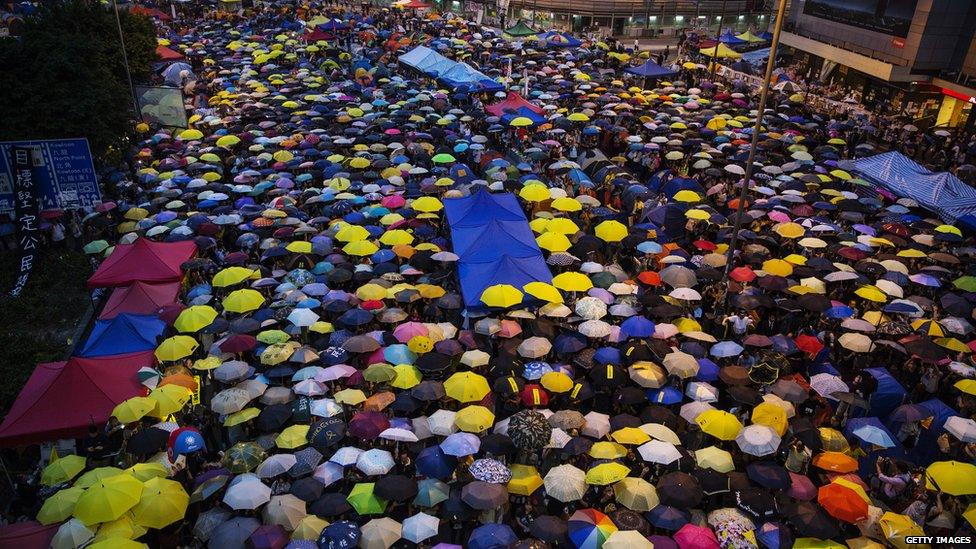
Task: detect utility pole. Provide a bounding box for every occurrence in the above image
[720,0,789,309]
[708,0,727,81]
[111,0,140,116]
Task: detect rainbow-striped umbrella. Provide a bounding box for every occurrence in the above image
[568,508,618,549]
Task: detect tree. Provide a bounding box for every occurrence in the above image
[0,0,157,158]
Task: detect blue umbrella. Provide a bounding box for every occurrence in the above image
[695,358,719,382]
[414,478,450,507]
[593,347,622,365]
[755,521,793,549]
[522,361,553,380]
[171,427,206,455]
[824,305,855,319]
[415,446,457,479]
[439,432,481,457]
[468,523,517,549]
[851,424,896,448]
[554,332,588,353]
[646,386,683,405]
[620,316,655,338]
[710,341,744,358]
[318,520,360,549]
[645,505,690,530]
[384,344,417,365]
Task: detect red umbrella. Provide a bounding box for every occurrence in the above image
[729,267,756,282]
[817,483,868,523]
[520,384,549,407]
[247,524,288,549]
[673,523,719,549]
[794,334,824,356]
[220,334,257,353]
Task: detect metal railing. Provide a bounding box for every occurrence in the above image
[785,24,910,67]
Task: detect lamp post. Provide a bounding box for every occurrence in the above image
[720,0,789,308]
[708,0,727,81]
[111,0,140,116]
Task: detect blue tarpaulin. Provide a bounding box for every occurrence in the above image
[76,313,166,358]
[719,30,746,44]
[444,189,552,308]
[853,151,976,222]
[624,60,678,79]
[864,367,907,419]
[399,46,503,92]
[535,31,582,48]
[911,398,958,465]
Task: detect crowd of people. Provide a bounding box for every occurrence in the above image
[5,1,976,548]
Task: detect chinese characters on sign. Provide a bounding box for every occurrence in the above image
[0,138,101,215]
[9,146,40,297]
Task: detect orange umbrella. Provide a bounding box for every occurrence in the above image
[812,451,859,473]
[817,483,868,523]
[363,391,395,412]
[159,373,198,392]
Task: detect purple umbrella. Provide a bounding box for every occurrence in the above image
[348,411,390,440]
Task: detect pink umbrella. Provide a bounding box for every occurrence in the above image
[393,321,429,343]
[768,211,791,223]
[381,195,406,208]
[786,472,817,500]
[497,320,523,338]
[673,524,719,549]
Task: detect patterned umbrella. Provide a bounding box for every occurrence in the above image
[289,447,323,478]
[222,442,266,473]
[318,520,361,549]
[509,410,552,450]
[469,458,513,484]
[568,508,618,549]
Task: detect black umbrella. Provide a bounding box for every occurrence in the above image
[255,404,293,433]
[529,516,567,544]
[735,488,777,520]
[461,481,508,510]
[411,380,446,401]
[290,477,325,502]
[656,472,702,508]
[784,501,841,539]
[309,492,352,517]
[374,475,419,502]
[126,427,168,455]
[693,469,730,496]
[288,447,323,478]
[508,410,552,450]
[309,417,346,450]
[480,433,516,457]
[745,461,791,490]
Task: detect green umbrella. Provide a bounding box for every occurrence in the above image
[221,442,266,473]
[346,482,387,515]
[954,276,976,292]
[431,153,456,164]
[363,363,397,383]
[413,478,450,507]
[84,240,109,254]
[590,271,618,289]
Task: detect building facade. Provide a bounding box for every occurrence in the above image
[781,0,976,129]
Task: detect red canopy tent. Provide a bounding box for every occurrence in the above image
[400,0,431,8]
[99,281,182,319]
[156,44,184,61]
[131,5,171,20]
[304,28,334,43]
[88,238,195,288]
[0,351,156,447]
[485,91,545,117]
[0,522,57,549]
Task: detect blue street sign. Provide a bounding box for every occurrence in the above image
[0,138,101,214]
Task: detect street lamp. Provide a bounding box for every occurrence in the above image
[720,0,790,307]
[110,0,140,116]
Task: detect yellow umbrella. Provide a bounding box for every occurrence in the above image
[285,241,312,254]
[705,117,727,130]
[761,259,793,277]
[585,462,631,485]
[793,539,845,549]
[926,460,976,495]
[590,441,628,459]
[42,454,87,486]
[955,379,976,395]
[935,224,962,237]
[112,397,156,424]
[390,365,422,389]
[154,335,199,361]
[567,112,590,122]
[174,305,218,333]
[74,474,144,525]
[349,157,371,169]
[552,271,594,292]
[673,190,701,203]
[92,514,146,542]
[519,184,551,203]
[192,356,223,371]
[38,486,85,525]
[178,128,203,140]
[212,266,254,287]
[454,405,494,433]
[148,385,192,417]
[87,539,148,549]
[936,337,971,353]
[612,477,659,511]
[480,284,524,308]
[686,209,710,220]
[335,224,370,242]
[131,477,188,529]
[225,407,261,427]
[595,220,628,242]
[75,467,124,488]
[546,218,581,234]
[695,446,735,472]
[412,196,443,213]
[879,512,926,549]
[443,372,490,402]
[540,371,574,393]
[846,537,885,549]
[610,427,651,445]
[292,515,330,540]
[223,289,265,313]
[124,463,168,482]
[695,410,743,441]
[356,283,389,301]
[774,222,805,239]
[343,240,379,256]
[334,388,367,405]
[508,464,544,496]
[751,402,788,436]
[524,281,563,303]
[510,117,534,127]
[536,232,572,252]
[551,197,582,212]
[276,425,310,449]
[379,229,414,246]
[215,135,240,148]
[855,285,888,303]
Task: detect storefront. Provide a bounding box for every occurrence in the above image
[934,86,976,130]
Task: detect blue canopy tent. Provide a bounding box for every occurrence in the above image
[624,60,679,80]
[444,189,552,309]
[853,151,976,222]
[863,367,907,419]
[719,29,746,45]
[536,31,582,48]
[498,107,547,127]
[399,46,502,93]
[76,313,166,358]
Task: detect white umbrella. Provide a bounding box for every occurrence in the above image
[427,409,458,436]
[686,381,719,402]
[313,461,344,487]
[518,336,553,358]
[223,474,271,510]
[402,512,439,544]
[543,464,587,502]
[582,411,611,439]
[287,308,320,327]
[639,423,681,444]
[809,373,850,399]
[310,398,343,418]
[460,349,490,367]
[263,494,306,530]
[380,427,419,442]
[838,332,874,353]
[361,517,402,549]
[604,530,654,549]
[680,401,715,424]
[356,448,395,475]
[211,388,252,414]
[577,319,612,338]
[669,287,701,301]
[945,416,976,442]
[663,350,699,378]
[638,439,682,464]
[329,446,363,467]
[735,424,782,456]
[257,454,298,478]
[546,427,572,449]
[575,297,608,320]
[51,518,94,549]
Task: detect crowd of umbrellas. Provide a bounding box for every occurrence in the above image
[21,2,976,549]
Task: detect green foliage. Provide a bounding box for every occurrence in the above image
[0,250,92,414]
[0,0,157,158]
